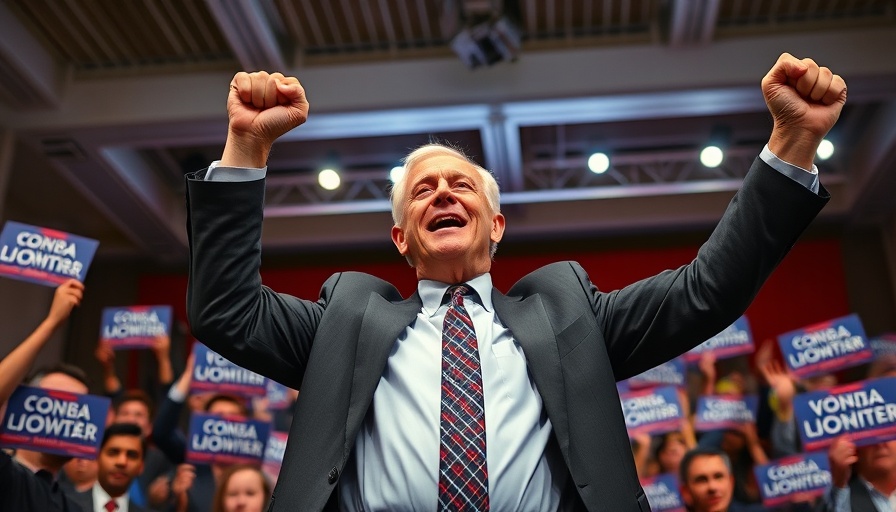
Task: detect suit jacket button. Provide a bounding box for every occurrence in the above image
[328,467,339,484]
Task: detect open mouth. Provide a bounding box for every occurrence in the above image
[427,214,467,232]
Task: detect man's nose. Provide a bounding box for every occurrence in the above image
[433,182,457,205]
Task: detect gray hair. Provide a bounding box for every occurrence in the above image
[389,143,502,262]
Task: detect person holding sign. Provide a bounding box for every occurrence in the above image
[824,437,896,512]
[679,448,738,512]
[0,279,87,512]
[186,52,845,511]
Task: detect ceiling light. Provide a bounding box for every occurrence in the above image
[318,168,340,190]
[587,152,610,174]
[816,139,834,160]
[700,145,724,168]
[389,166,405,183]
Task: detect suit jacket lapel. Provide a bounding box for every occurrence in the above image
[491,290,571,454]
[344,291,422,457]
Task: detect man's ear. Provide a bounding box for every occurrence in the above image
[391,225,408,256]
[490,213,505,244]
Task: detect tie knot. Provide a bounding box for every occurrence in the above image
[447,284,470,306]
[105,500,118,512]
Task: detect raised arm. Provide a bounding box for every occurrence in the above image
[0,279,83,405]
[220,71,309,168]
[594,54,846,378]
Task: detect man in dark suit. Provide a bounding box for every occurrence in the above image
[185,53,846,511]
[68,423,147,512]
[824,437,896,511]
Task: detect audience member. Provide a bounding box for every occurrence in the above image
[825,437,896,512]
[0,279,87,511]
[67,422,147,512]
[679,447,738,512]
[211,464,271,512]
[152,354,249,512]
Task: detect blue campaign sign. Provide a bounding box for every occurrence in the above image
[627,357,686,390]
[794,376,896,450]
[0,385,110,458]
[186,412,271,466]
[870,336,896,359]
[684,315,753,364]
[262,431,289,485]
[640,473,685,512]
[694,394,758,432]
[620,386,683,437]
[190,342,267,397]
[100,305,173,349]
[0,221,99,287]
[778,313,872,379]
[754,451,832,507]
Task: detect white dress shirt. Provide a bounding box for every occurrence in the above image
[91,482,129,512]
[338,274,564,511]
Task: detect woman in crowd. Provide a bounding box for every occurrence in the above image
[211,465,271,512]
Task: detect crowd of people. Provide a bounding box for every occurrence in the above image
[3,51,886,512]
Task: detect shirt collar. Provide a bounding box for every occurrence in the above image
[93,482,128,511]
[418,273,493,316]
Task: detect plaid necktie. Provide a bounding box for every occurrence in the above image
[438,284,489,511]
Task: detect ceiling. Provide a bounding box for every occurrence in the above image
[1,0,895,267]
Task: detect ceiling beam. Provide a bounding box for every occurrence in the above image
[0,1,64,108]
[204,0,288,71]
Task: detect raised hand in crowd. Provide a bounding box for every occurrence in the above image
[757,341,797,421]
[698,352,717,396]
[0,279,84,405]
[828,436,858,489]
[171,463,197,512]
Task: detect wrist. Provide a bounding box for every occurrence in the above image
[768,127,821,170]
[221,132,270,168]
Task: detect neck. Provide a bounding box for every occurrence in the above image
[15,449,64,476]
[416,264,488,285]
[867,471,896,495]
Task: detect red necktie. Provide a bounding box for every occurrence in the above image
[105,499,117,512]
[438,285,489,511]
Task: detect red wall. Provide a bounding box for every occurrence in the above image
[137,237,849,354]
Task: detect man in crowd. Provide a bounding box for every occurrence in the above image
[826,437,896,511]
[68,422,147,512]
[679,448,737,512]
[186,53,845,511]
[0,279,87,511]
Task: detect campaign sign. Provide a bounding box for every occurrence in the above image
[620,386,683,438]
[754,451,832,507]
[100,305,173,349]
[265,381,293,410]
[694,394,758,432]
[0,221,99,287]
[684,316,753,363]
[778,313,872,379]
[870,336,896,359]
[640,473,685,512]
[191,343,267,397]
[186,412,271,466]
[0,385,110,458]
[627,357,686,390]
[262,431,289,485]
[793,377,896,450]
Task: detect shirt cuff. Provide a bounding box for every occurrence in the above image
[205,160,267,182]
[759,144,820,194]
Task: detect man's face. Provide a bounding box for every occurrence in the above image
[113,400,151,436]
[681,455,734,512]
[391,153,504,281]
[97,434,144,497]
[208,398,244,417]
[857,440,896,479]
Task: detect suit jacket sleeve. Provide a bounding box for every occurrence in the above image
[185,171,330,389]
[587,157,829,379]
